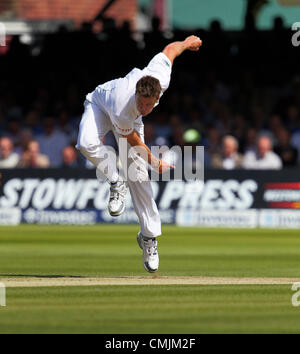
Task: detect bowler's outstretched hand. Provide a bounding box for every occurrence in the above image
[184,35,202,51]
[162,35,203,64]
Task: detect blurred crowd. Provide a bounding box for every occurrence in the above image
[0,16,300,170]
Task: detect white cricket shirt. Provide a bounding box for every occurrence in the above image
[86,52,172,135]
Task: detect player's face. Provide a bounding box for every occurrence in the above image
[135,94,159,117]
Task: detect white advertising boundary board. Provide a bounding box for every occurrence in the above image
[0,208,21,225]
[176,209,258,228]
[1,207,300,228]
[259,209,300,228]
[177,209,300,228]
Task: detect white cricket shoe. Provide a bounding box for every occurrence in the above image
[108,180,127,217]
[137,232,159,273]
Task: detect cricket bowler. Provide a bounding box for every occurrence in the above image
[76,35,202,272]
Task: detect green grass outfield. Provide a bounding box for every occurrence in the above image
[0,224,300,333]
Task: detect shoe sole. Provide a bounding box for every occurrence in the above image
[143,262,158,273]
[108,202,125,217]
[137,233,158,273]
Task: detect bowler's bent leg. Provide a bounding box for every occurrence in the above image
[76,100,127,216]
[76,100,119,183]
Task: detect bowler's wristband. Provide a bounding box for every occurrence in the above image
[151,159,161,169]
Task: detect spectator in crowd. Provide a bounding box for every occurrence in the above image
[274,128,298,167]
[261,114,284,145]
[250,104,265,132]
[242,127,257,154]
[242,136,282,169]
[24,109,43,135]
[19,140,50,168]
[144,122,156,147]
[169,114,183,132]
[61,145,79,168]
[154,111,172,140]
[211,135,243,169]
[14,128,34,157]
[6,119,22,146]
[0,136,20,168]
[291,130,300,164]
[36,117,69,166]
[170,126,185,149]
[231,114,247,148]
[202,125,222,167]
[286,104,300,133]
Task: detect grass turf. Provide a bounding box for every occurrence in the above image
[0,285,299,334]
[0,224,300,333]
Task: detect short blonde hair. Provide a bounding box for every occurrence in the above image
[136,75,161,98]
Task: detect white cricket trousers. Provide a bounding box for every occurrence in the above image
[76,100,161,238]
